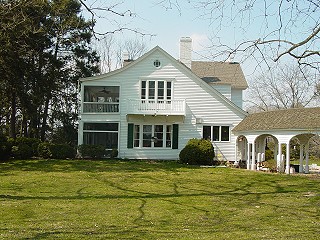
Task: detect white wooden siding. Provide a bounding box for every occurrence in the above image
[231,89,243,109]
[209,84,231,99]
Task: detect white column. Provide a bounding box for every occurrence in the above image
[251,143,256,170]
[299,144,304,173]
[257,153,261,170]
[285,143,290,174]
[305,143,310,173]
[277,143,282,173]
[247,142,251,170]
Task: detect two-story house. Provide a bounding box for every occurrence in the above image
[78,37,248,160]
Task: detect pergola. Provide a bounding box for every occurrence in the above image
[233,107,320,174]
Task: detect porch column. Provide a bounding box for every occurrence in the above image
[247,142,251,170]
[251,143,256,170]
[299,144,304,173]
[305,143,310,174]
[277,142,282,173]
[285,142,290,174]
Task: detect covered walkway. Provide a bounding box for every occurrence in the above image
[233,108,320,174]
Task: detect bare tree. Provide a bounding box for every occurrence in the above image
[79,0,155,39]
[246,64,319,112]
[157,1,319,71]
[95,37,148,73]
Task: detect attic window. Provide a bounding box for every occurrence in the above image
[153,60,161,68]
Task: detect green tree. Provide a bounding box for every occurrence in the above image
[0,0,99,142]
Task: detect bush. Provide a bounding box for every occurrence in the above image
[179,138,215,165]
[11,143,33,159]
[38,142,52,159]
[15,137,41,156]
[8,137,41,159]
[38,142,76,159]
[78,144,106,159]
[0,134,12,161]
[110,148,118,158]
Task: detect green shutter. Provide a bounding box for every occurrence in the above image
[172,124,179,149]
[127,123,134,148]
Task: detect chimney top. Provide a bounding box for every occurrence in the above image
[179,37,192,69]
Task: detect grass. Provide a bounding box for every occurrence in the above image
[0,159,319,239]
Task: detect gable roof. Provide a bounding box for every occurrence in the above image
[233,107,320,132]
[191,61,248,89]
[80,46,248,116]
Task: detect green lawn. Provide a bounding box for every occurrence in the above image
[0,159,319,239]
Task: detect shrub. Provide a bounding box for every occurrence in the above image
[78,144,106,159]
[38,142,76,159]
[38,142,52,159]
[11,143,33,159]
[0,134,12,161]
[179,138,215,165]
[15,137,41,157]
[110,148,118,158]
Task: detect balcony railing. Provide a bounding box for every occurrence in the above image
[83,102,119,113]
[126,99,185,115]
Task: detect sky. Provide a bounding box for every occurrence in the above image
[82,0,319,95]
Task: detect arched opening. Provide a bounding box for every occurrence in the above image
[291,133,319,173]
[236,135,247,167]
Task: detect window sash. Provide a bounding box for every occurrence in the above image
[202,125,230,142]
[134,124,172,148]
[141,80,172,101]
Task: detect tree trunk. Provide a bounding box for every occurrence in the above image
[40,98,50,141]
[10,93,16,138]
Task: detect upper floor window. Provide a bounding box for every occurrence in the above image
[141,80,172,101]
[203,125,230,142]
[83,86,119,113]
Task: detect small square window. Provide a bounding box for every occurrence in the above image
[153,60,161,67]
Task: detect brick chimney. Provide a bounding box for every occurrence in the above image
[179,37,192,68]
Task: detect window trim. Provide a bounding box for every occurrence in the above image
[83,122,119,150]
[140,79,174,101]
[132,124,173,149]
[202,125,230,142]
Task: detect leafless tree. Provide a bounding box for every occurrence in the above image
[157,0,319,71]
[79,0,155,39]
[95,37,148,73]
[246,64,319,112]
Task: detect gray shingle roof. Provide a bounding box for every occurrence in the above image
[191,61,248,89]
[233,107,320,132]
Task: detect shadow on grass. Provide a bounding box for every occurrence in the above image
[0,159,193,174]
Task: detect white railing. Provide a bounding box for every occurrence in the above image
[127,99,185,115]
[83,102,119,113]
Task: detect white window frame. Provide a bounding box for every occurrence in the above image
[133,124,172,148]
[140,79,173,101]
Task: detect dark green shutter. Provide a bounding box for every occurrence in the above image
[127,123,134,148]
[172,124,179,149]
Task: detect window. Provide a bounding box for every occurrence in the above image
[153,60,161,67]
[140,80,172,101]
[202,125,230,142]
[83,123,118,149]
[83,86,120,113]
[133,124,172,148]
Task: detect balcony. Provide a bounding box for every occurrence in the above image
[126,99,185,116]
[83,102,119,113]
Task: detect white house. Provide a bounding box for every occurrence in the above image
[78,37,248,160]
